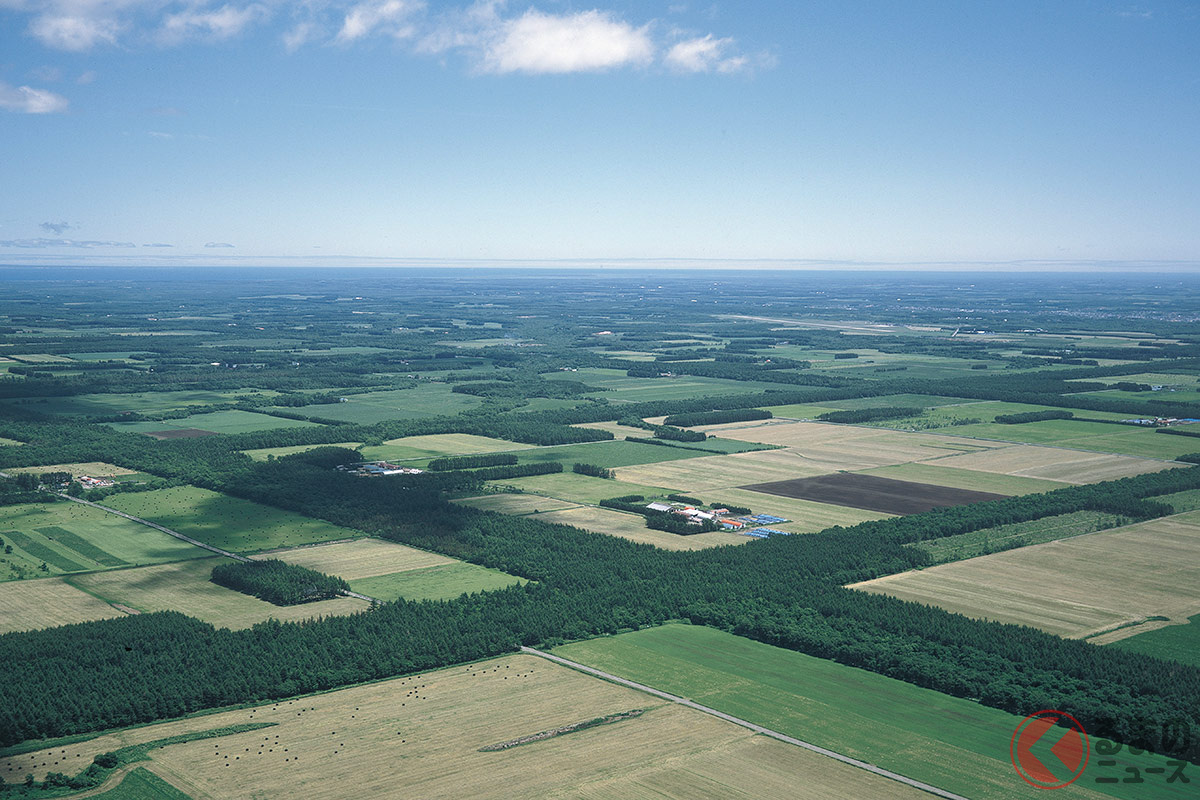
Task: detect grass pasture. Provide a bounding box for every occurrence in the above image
[940,419,1200,459]
[241,442,363,461]
[0,501,209,580]
[553,624,1187,800]
[1,652,927,800]
[0,576,124,634]
[543,367,786,402]
[68,558,368,630]
[614,450,834,492]
[852,511,1200,639]
[1109,613,1200,667]
[103,486,361,553]
[9,461,137,478]
[489,472,675,506]
[4,389,272,417]
[0,437,23,446]
[89,767,193,800]
[107,410,322,436]
[914,511,1133,564]
[514,439,706,469]
[359,433,534,463]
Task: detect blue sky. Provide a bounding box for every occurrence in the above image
[1,1,1198,268]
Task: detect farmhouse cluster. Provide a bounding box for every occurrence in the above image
[644,501,791,537]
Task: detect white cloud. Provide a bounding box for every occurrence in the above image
[159,3,266,44]
[665,33,744,73]
[29,12,122,51]
[335,0,419,43]
[282,20,318,51]
[0,80,70,113]
[204,241,235,247]
[480,9,653,74]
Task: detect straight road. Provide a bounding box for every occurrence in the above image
[521,646,970,800]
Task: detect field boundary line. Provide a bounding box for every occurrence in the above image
[56,495,380,604]
[521,646,970,800]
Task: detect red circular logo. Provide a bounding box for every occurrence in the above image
[1010,710,1090,789]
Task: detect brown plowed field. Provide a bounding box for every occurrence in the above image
[740,472,1008,515]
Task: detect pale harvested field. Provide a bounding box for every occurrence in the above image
[709,420,891,448]
[615,450,832,492]
[454,494,582,515]
[257,538,455,580]
[714,488,891,533]
[533,506,746,551]
[0,577,123,634]
[851,511,1200,639]
[378,433,533,455]
[69,558,368,630]
[1,653,927,800]
[573,421,653,439]
[932,445,1178,484]
[9,462,137,477]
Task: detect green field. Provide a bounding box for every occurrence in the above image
[102,486,360,553]
[514,439,707,469]
[0,501,209,581]
[271,384,483,424]
[350,562,526,601]
[0,437,23,446]
[107,410,322,436]
[1109,614,1200,668]
[553,624,1189,800]
[1158,487,1200,513]
[913,511,1132,564]
[542,367,784,402]
[90,767,193,800]
[4,389,276,417]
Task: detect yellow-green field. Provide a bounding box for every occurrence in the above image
[532,506,747,551]
[359,433,534,462]
[489,472,674,505]
[0,437,23,446]
[241,442,363,461]
[0,653,927,800]
[851,511,1200,640]
[572,420,654,439]
[0,576,124,634]
[68,558,369,630]
[453,494,582,515]
[853,463,1068,495]
[258,538,456,579]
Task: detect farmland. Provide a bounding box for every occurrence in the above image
[513,439,707,469]
[7,461,137,478]
[529,506,747,550]
[271,384,482,424]
[103,486,362,553]
[1110,614,1200,668]
[0,500,209,580]
[741,472,1008,515]
[931,445,1179,483]
[0,576,124,634]
[68,557,368,630]
[359,433,533,462]
[852,511,1200,639]
[259,537,527,601]
[0,652,926,800]
[242,442,363,461]
[108,410,322,436]
[553,624,1187,800]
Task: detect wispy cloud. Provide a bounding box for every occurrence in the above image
[335,0,420,44]
[2,1,769,78]
[204,241,235,247]
[0,237,135,248]
[0,80,69,113]
[39,221,73,235]
[142,242,174,247]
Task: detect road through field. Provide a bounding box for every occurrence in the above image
[521,646,969,800]
[57,495,378,603]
